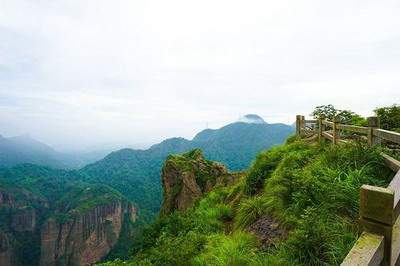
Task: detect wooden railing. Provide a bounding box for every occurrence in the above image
[296,115,400,266]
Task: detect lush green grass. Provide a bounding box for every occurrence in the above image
[99,140,394,266]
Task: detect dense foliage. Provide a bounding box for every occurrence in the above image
[0,164,130,265]
[311,104,367,126]
[99,139,393,266]
[375,104,400,132]
[0,164,125,214]
[0,119,293,263]
[80,122,293,223]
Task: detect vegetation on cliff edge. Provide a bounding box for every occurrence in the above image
[99,137,393,266]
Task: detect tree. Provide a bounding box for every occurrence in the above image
[311,104,337,120]
[311,105,367,126]
[374,105,400,132]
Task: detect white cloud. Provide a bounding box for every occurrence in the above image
[0,0,399,151]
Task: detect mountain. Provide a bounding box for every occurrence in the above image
[237,114,266,124]
[103,139,393,266]
[0,164,136,266]
[193,121,294,170]
[160,149,237,216]
[80,116,294,221]
[0,134,65,168]
[0,135,106,169]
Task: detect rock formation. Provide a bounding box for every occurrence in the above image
[0,186,136,266]
[161,149,236,215]
[0,231,15,266]
[40,202,136,266]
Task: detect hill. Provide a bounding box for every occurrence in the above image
[80,117,293,222]
[0,135,91,169]
[0,134,67,168]
[0,134,107,169]
[100,138,394,266]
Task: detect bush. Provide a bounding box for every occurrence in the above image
[234,196,268,229]
[194,231,259,266]
[244,141,311,196]
[375,104,400,132]
[113,139,395,266]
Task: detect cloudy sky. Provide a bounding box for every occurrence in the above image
[1,0,399,151]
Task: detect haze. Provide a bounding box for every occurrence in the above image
[1,0,399,151]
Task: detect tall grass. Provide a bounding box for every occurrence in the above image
[194,231,259,266]
[101,140,394,266]
[251,140,393,264]
[234,196,268,229]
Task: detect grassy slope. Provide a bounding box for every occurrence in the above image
[80,123,293,224]
[99,137,393,266]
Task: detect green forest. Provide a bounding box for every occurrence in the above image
[99,104,400,266]
[100,138,393,265]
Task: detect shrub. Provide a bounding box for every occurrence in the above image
[117,138,395,266]
[234,196,268,229]
[194,231,259,266]
[375,104,400,132]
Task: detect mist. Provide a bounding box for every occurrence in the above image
[1,0,400,151]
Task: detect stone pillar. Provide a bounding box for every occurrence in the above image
[296,115,302,136]
[318,117,323,142]
[368,116,380,147]
[332,116,339,145]
[359,185,399,265]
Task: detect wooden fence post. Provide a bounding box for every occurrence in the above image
[296,115,301,136]
[318,116,323,142]
[359,185,399,265]
[368,116,380,146]
[332,116,338,145]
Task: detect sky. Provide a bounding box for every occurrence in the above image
[1,0,400,151]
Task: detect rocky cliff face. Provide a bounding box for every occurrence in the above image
[161,149,236,215]
[40,202,136,266]
[0,189,40,266]
[0,186,136,266]
[0,231,15,266]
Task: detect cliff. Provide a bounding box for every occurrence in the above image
[40,202,136,266]
[161,149,236,215]
[0,230,15,266]
[0,165,137,266]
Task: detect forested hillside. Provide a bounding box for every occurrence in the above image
[0,164,136,266]
[0,134,106,169]
[100,137,394,265]
[80,118,293,222]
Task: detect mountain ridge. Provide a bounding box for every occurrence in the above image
[80,119,294,222]
[0,135,108,169]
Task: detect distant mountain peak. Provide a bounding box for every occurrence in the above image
[12,134,33,140]
[238,114,266,124]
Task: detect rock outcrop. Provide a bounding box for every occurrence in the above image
[0,186,136,266]
[161,149,236,215]
[0,231,15,266]
[0,188,40,266]
[40,202,136,266]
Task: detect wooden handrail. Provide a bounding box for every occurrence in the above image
[322,131,333,141]
[373,129,400,144]
[388,171,400,214]
[381,153,400,173]
[336,124,369,134]
[296,114,400,265]
[341,232,384,266]
[304,119,318,123]
[322,120,334,127]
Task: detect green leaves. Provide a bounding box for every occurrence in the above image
[109,137,394,266]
